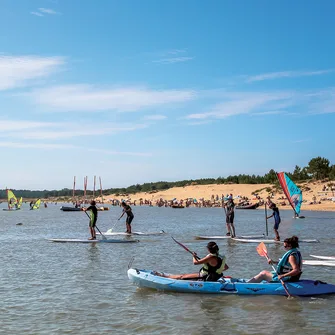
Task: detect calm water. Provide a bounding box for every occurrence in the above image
[1,203,334,335]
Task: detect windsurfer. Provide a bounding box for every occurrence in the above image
[267,203,281,241]
[82,200,98,240]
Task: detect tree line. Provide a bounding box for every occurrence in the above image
[1,156,334,199]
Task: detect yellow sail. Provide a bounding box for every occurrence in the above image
[32,199,41,210]
[7,189,17,209]
[17,197,23,209]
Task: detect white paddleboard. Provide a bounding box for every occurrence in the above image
[303,260,335,266]
[194,234,265,240]
[48,238,139,243]
[232,238,319,244]
[310,255,335,260]
[101,230,166,236]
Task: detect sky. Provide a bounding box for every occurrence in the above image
[1,0,335,190]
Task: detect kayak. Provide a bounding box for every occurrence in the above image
[48,238,139,243]
[232,238,320,244]
[100,230,166,236]
[303,260,335,266]
[195,234,265,240]
[310,255,335,260]
[127,269,335,296]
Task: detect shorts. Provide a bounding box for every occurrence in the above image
[274,219,280,230]
[271,271,300,282]
[126,215,134,225]
[89,219,97,228]
[226,213,234,224]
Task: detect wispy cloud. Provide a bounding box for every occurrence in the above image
[28,85,196,112]
[30,8,61,16]
[0,55,64,90]
[144,114,167,120]
[87,148,152,157]
[153,57,193,64]
[0,120,148,140]
[246,69,334,83]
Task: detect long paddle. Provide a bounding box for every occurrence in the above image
[84,210,107,240]
[265,203,269,237]
[171,236,200,260]
[256,242,292,298]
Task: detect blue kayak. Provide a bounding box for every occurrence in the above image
[127,269,335,296]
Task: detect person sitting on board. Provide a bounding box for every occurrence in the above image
[267,202,281,241]
[247,236,302,283]
[155,242,229,281]
[119,201,134,233]
[81,200,98,240]
[225,196,236,237]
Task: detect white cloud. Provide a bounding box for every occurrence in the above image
[144,114,167,120]
[87,148,152,157]
[38,8,60,15]
[0,55,64,90]
[0,120,54,131]
[153,57,193,64]
[30,11,44,17]
[246,69,334,83]
[29,85,195,112]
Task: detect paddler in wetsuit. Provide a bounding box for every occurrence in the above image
[248,235,302,283]
[119,201,134,233]
[82,200,98,240]
[155,242,229,281]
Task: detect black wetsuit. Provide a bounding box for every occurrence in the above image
[123,205,134,225]
[86,205,98,227]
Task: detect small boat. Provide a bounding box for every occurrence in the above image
[236,203,259,210]
[127,269,335,296]
[60,206,82,212]
[171,205,185,209]
[48,238,139,243]
[97,206,109,211]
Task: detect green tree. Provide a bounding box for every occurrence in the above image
[264,169,277,183]
[307,157,330,180]
[329,165,335,180]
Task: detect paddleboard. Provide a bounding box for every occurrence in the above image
[48,238,139,243]
[101,230,166,236]
[303,260,335,266]
[232,238,320,244]
[310,255,335,260]
[194,234,265,240]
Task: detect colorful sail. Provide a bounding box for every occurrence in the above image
[32,199,41,210]
[276,172,302,216]
[17,197,23,209]
[7,189,18,209]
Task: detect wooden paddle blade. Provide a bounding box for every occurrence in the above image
[256,242,268,257]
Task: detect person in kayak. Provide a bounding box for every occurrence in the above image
[247,235,302,283]
[82,200,98,240]
[155,241,229,281]
[119,201,134,233]
[225,196,236,237]
[267,202,281,241]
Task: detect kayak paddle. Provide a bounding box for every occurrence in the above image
[171,236,200,260]
[256,242,292,298]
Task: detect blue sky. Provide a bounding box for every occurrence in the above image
[1,0,335,190]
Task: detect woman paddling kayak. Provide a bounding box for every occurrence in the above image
[248,235,302,283]
[155,242,229,281]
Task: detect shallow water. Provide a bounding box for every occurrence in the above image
[1,203,334,334]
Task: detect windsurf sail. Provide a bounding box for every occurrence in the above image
[276,172,302,216]
[32,199,41,210]
[7,189,18,209]
[17,197,23,209]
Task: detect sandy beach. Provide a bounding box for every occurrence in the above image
[103,180,335,212]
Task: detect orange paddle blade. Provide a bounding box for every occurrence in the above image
[256,242,268,258]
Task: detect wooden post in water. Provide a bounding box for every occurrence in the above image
[72,176,76,204]
[265,203,269,237]
[99,177,103,204]
[93,176,96,198]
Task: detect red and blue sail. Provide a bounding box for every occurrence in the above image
[276,172,302,216]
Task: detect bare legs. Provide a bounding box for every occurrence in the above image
[274,229,280,241]
[247,270,273,283]
[89,227,96,240]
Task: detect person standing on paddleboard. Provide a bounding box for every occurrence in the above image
[119,201,134,233]
[225,196,236,238]
[82,200,98,240]
[267,203,281,241]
